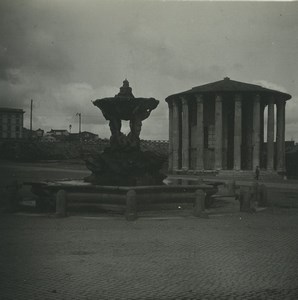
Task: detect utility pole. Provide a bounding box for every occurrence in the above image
[30,99,33,138]
[76,113,81,134]
[76,113,82,150]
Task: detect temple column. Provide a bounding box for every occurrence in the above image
[168,102,173,172]
[267,98,275,170]
[282,100,286,171]
[181,97,189,170]
[276,99,286,172]
[172,99,180,170]
[245,103,253,170]
[260,103,265,168]
[233,94,242,170]
[252,94,261,169]
[215,95,223,170]
[222,102,228,170]
[195,94,204,170]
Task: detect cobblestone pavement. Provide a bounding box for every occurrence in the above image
[1,208,298,300]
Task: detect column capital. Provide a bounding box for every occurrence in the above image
[268,95,275,105]
[254,94,261,102]
[180,96,188,106]
[234,94,242,102]
[172,98,180,109]
[195,94,203,103]
[215,94,223,102]
[277,98,286,107]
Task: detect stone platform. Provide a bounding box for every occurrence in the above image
[168,169,285,182]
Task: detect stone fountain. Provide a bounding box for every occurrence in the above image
[84,79,166,186]
[23,80,217,219]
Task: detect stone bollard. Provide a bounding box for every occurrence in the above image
[55,189,67,217]
[240,188,250,212]
[226,180,236,196]
[240,187,255,213]
[196,178,204,185]
[258,184,268,207]
[193,189,208,218]
[239,187,244,210]
[182,179,189,186]
[125,189,137,221]
[251,181,259,202]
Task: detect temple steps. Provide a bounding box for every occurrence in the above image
[169,169,286,182]
[216,170,284,181]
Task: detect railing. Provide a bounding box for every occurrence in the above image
[25,181,217,220]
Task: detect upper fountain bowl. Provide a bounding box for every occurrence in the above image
[92,79,159,121]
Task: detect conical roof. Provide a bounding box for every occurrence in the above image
[166,77,291,102]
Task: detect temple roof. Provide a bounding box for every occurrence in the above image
[165,77,292,102]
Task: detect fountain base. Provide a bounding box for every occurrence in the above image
[84,147,166,186]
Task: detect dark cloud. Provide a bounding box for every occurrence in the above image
[0,1,297,140]
[0,1,73,75]
[0,0,75,114]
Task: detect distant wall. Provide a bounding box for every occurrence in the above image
[0,139,169,162]
[140,140,169,156]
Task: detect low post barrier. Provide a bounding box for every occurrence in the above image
[26,181,218,219]
[240,187,248,212]
[55,189,67,217]
[251,181,259,203]
[226,180,236,196]
[193,189,208,218]
[239,186,256,213]
[258,184,268,207]
[125,189,137,221]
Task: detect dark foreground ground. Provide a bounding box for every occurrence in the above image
[1,209,298,300]
[1,160,298,299]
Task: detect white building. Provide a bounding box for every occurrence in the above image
[46,129,70,136]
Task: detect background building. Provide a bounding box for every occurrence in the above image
[22,128,44,139]
[46,129,70,137]
[166,78,292,178]
[0,107,24,139]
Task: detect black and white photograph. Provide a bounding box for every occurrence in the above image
[1,0,298,299]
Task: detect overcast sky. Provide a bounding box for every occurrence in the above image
[1,0,298,141]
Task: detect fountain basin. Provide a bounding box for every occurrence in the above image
[93,97,159,121]
[24,179,218,219]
